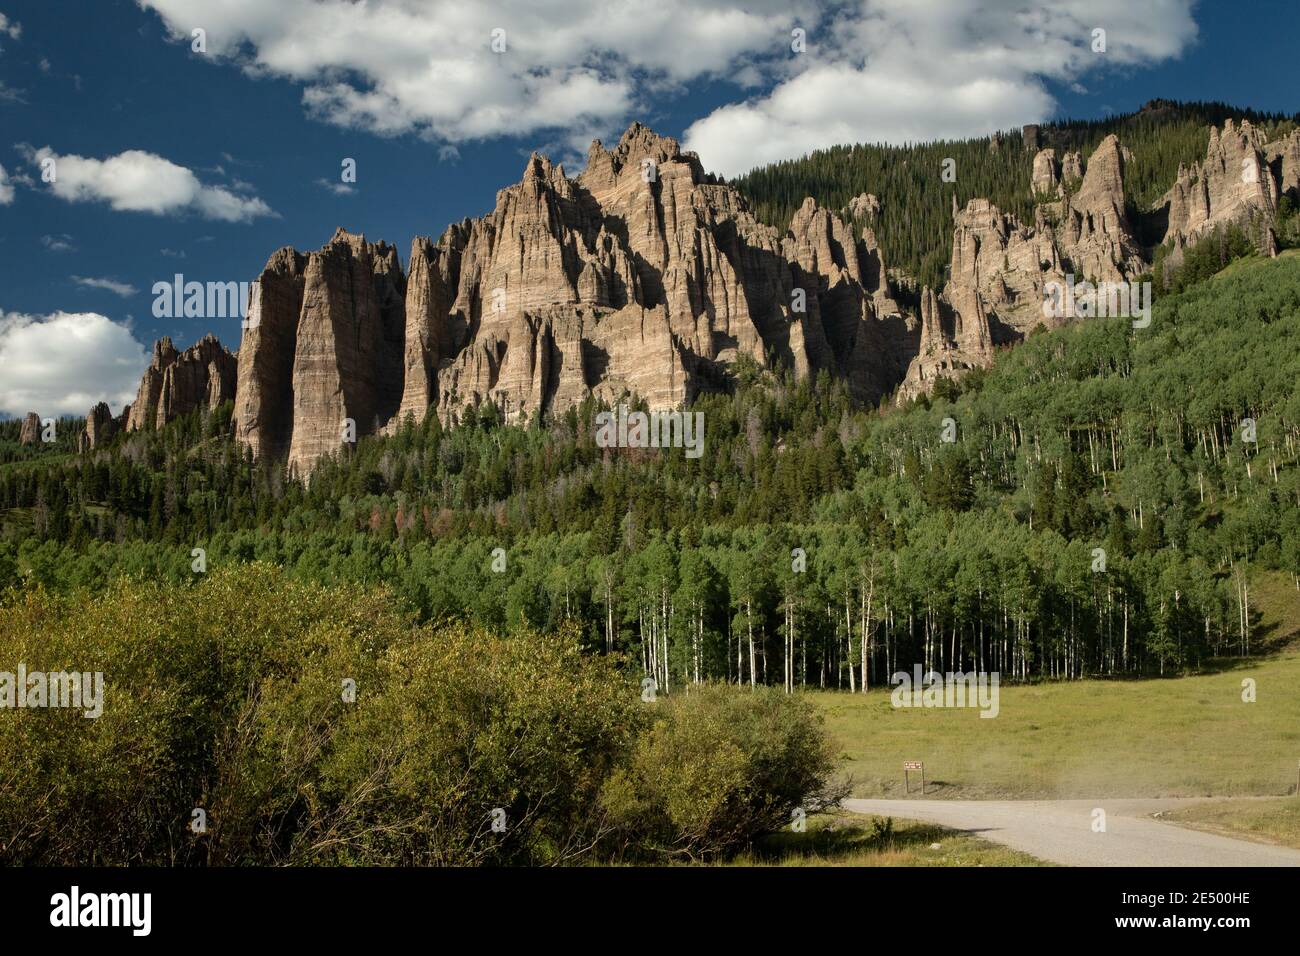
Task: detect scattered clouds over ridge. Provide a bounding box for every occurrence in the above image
[138,0,819,154]
[138,0,1196,177]
[685,0,1199,175]
[18,145,276,221]
[0,310,149,418]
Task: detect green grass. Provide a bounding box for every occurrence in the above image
[818,658,1300,798]
[1251,571,1300,653]
[714,813,1046,867]
[818,583,1300,800]
[1213,247,1300,281]
[1163,797,1300,850]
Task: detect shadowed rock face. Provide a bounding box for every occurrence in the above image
[126,337,177,432]
[1267,128,1300,199]
[100,119,1297,472]
[79,401,118,452]
[395,236,456,427]
[126,335,236,433]
[158,334,237,426]
[233,247,307,463]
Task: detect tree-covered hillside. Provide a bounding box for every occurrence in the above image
[4,252,1300,691]
[732,100,1300,288]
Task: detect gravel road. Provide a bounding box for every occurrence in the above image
[842,797,1300,866]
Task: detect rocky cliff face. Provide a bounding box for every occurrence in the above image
[125,338,176,432]
[79,402,118,452]
[1032,149,1060,196]
[1162,119,1285,262]
[223,123,907,473]
[231,231,406,475]
[126,334,236,433]
[285,230,406,475]
[97,118,1296,473]
[233,247,308,463]
[896,134,1151,399]
[1267,128,1300,199]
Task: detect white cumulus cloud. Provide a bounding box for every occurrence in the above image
[138,0,819,153]
[684,0,1199,176]
[19,145,276,222]
[0,310,150,418]
[0,162,13,204]
[137,0,1196,178]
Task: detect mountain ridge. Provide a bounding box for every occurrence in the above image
[70,105,1300,474]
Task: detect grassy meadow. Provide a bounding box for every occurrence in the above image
[1163,798,1300,850]
[815,573,1300,801]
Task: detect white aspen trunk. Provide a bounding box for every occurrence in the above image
[862,564,875,693]
[1122,598,1129,671]
[747,597,756,689]
[1243,571,1250,656]
[605,578,614,654]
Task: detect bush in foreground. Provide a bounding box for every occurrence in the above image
[0,566,839,865]
[600,685,846,861]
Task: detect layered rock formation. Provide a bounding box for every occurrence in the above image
[288,231,404,474]
[896,134,1150,398]
[232,247,307,462]
[1032,149,1060,195]
[79,402,118,451]
[125,338,176,431]
[224,123,907,473]
[1266,128,1300,199]
[898,287,991,399]
[18,412,40,445]
[1161,119,1286,261]
[95,117,1299,473]
[844,192,882,221]
[126,335,236,432]
[231,231,406,474]
[1055,135,1146,283]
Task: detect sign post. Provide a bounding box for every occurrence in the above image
[903,760,925,795]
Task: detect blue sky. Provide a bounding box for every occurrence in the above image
[0,0,1296,419]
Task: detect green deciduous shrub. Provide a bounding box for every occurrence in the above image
[599,684,845,861]
[0,566,839,865]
